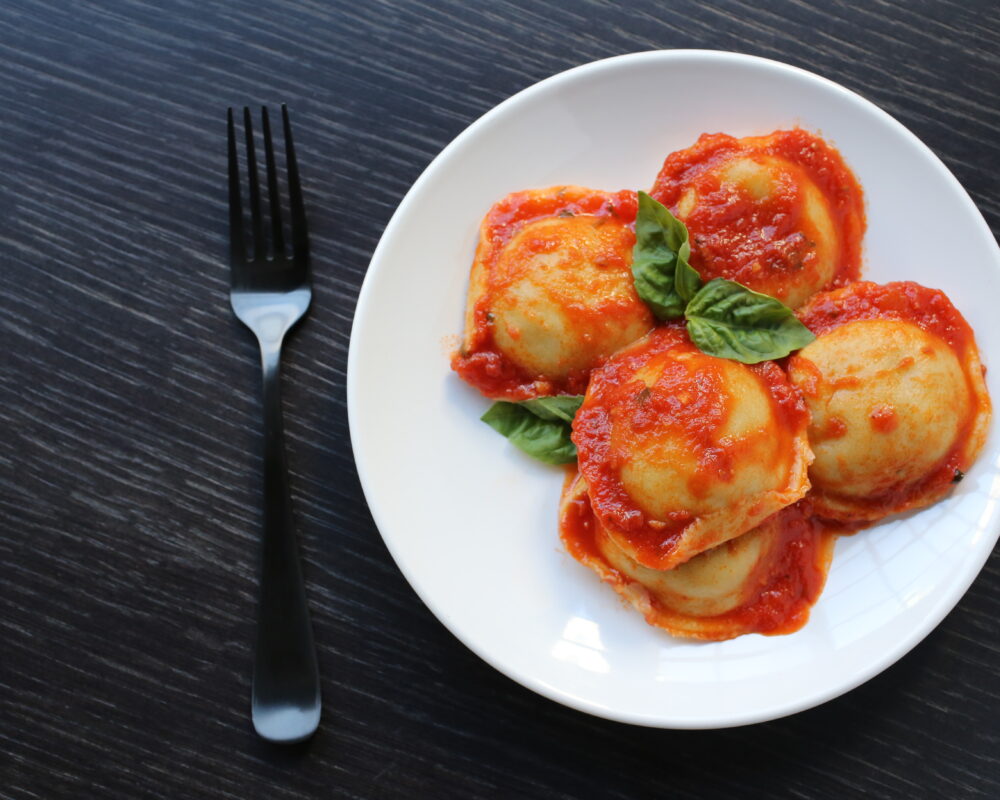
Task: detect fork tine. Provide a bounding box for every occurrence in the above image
[243,106,265,260]
[227,108,246,266]
[282,105,309,259]
[261,107,285,259]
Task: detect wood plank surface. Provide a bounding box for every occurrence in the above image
[1,0,997,797]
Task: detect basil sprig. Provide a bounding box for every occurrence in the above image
[686,278,815,363]
[633,193,814,363]
[481,395,584,465]
[631,191,702,319]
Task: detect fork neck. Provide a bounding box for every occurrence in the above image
[259,339,286,447]
[260,339,283,385]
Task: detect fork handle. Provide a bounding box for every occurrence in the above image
[252,343,321,743]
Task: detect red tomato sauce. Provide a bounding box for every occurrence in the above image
[572,325,809,566]
[452,187,640,400]
[797,281,987,519]
[559,473,834,640]
[797,280,974,353]
[650,129,865,302]
[721,503,833,636]
[869,405,899,433]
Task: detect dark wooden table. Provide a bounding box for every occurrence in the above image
[3,1,998,797]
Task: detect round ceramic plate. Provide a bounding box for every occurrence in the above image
[347,50,1000,728]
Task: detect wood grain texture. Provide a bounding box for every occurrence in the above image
[1,0,998,797]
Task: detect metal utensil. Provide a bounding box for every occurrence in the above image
[227,104,320,744]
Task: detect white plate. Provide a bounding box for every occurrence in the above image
[347,50,1000,728]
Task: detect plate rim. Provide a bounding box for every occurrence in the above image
[346,48,1000,728]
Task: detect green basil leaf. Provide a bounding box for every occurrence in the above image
[520,395,584,423]
[685,278,815,363]
[481,397,583,465]
[631,191,702,320]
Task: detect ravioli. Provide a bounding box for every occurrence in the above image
[650,129,865,308]
[452,187,654,400]
[572,325,812,570]
[788,281,991,522]
[559,471,835,640]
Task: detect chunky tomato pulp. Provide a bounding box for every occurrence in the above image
[651,129,865,301]
[798,280,974,353]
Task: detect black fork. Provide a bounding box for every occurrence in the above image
[228,105,320,744]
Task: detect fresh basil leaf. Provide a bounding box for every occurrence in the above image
[520,395,584,423]
[674,251,702,305]
[631,191,702,320]
[685,278,815,363]
[481,398,582,465]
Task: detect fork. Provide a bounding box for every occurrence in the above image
[227,104,320,744]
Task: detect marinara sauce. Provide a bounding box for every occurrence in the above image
[452,187,644,400]
[572,324,809,568]
[650,129,865,306]
[559,472,834,640]
[795,281,989,521]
